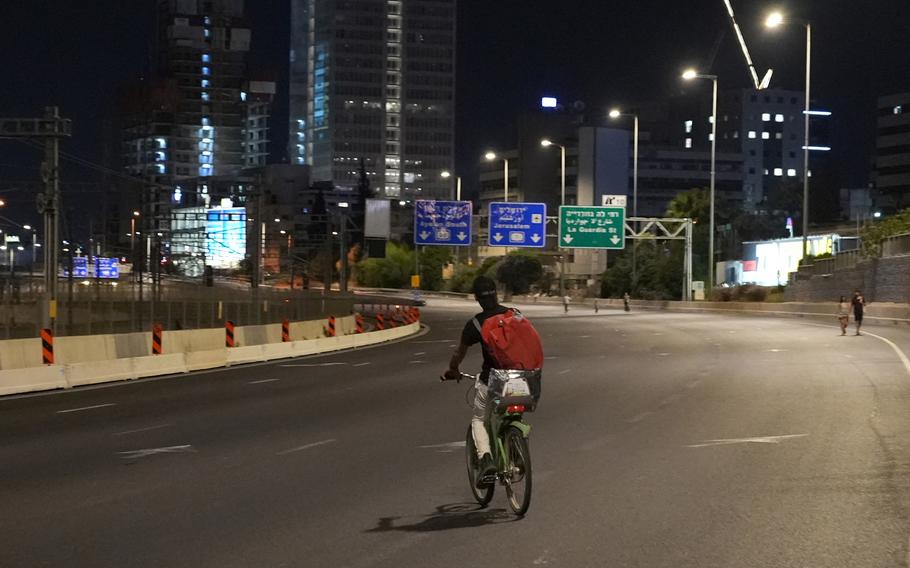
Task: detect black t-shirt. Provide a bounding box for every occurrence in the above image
[461,304,510,382]
[852,295,865,316]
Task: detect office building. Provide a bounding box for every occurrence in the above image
[875,92,910,209]
[289,0,456,199]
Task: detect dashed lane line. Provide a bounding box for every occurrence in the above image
[277,438,337,456]
[57,403,116,414]
[248,378,280,385]
[113,423,172,437]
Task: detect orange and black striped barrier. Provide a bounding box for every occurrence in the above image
[40,328,54,365]
[326,315,336,337]
[281,319,290,342]
[225,320,236,348]
[355,313,364,334]
[413,307,420,321]
[389,312,398,328]
[376,313,385,330]
[152,324,163,355]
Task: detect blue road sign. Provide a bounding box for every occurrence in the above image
[72,257,88,278]
[414,200,472,246]
[96,257,120,279]
[488,202,547,248]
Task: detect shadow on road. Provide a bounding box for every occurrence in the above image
[366,503,518,533]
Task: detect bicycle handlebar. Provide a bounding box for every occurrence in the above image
[439,372,476,383]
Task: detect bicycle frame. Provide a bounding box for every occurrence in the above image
[481,376,532,477]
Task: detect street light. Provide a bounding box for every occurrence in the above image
[608,108,641,288]
[541,138,568,297]
[485,151,510,202]
[682,68,719,292]
[441,170,462,201]
[766,10,813,259]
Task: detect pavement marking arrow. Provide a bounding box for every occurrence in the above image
[119,445,196,460]
[687,433,808,448]
[493,233,504,242]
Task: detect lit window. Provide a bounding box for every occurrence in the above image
[774,168,783,176]
[787,169,797,177]
[764,169,770,175]
[204,28,211,38]
[762,132,770,140]
[748,131,757,139]
[155,151,166,162]
[733,131,740,139]
[684,120,693,133]
[762,113,771,121]
[775,114,785,122]
[204,16,211,25]
[685,138,693,149]
[156,164,166,174]
[708,133,714,142]
[201,92,210,101]
[201,79,210,88]
[201,117,211,127]
[240,91,247,102]
[775,132,782,139]
[895,105,903,115]
[155,137,167,149]
[708,116,714,124]
[202,54,211,63]
[202,66,211,76]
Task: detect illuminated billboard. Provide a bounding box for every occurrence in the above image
[206,207,246,269]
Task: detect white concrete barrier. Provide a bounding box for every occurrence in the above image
[133,354,188,379]
[67,358,134,387]
[0,366,67,396]
[185,349,228,372]
[0,338,42,370]
[226,345,267,365]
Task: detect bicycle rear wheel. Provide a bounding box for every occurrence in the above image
[465,425,494,506]
[503,426,532,515]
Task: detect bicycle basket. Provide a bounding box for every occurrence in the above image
[488,369,541,412]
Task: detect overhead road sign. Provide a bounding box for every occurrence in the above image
[488,202,547,248]
[559,206,626,249]
[96,257,120,279]
[414,200,472,246]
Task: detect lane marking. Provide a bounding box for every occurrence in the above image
[57,403,116,414]
[113,423,172,437]
[765,349,787,353]
[658,352,671,357]
[628,411,654,423]
[557,369,571,375]
[545,356,559,360]
[414,339,456,344]
[409,360,426,364]
[861,330,910,378]
[579,335,591,339]
[248,378,280,384]
[277,438,337,455]
[119,444,196,459]
[688,434,808,448]
[419,441,465,453]
[279,362,347,368]
[353,362,371,367]
[413,352,426,356]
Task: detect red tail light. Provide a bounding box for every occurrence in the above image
[506,405,525,413]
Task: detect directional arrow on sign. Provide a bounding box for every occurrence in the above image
[493,233,503,242]
[457,232,467,241]
[563,235,574,244]
[530,234,541,243]
[610,236,621,245]
[419,231,430,240]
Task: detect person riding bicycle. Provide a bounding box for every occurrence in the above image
[443,276,508,483]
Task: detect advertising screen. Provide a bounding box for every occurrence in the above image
[206,207,246,269]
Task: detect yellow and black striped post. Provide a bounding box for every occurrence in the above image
[152,324,163,355]
[281,319,290,342]
[225,320,236,348]
[355,313,364,334]
[376,313,385,330]
[326,315,336,337]
[40,328,54,365]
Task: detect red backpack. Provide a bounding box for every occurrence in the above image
[475,309,544,370]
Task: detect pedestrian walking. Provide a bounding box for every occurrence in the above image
[623,292,631,312]
[851,289,866,336]
[562,295,570,314]
[594,299,599,314]
[836,295,850,336]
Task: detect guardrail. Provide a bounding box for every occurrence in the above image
[882,233,910,257]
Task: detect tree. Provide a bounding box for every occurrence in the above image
[496,252,543,295]
[356,241,414,288]
[859,207,910,257]
[418,246,452,291]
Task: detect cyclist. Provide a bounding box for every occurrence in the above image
[443,276,507,484]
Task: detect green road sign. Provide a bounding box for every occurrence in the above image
[558,205,626,249]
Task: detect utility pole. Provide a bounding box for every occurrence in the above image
[338,212,347,294]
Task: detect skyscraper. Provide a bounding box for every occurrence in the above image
[289,0,456,200]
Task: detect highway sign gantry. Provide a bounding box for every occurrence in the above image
[558,205,626,249]
[414,200,472,246]
[488,202,547,248]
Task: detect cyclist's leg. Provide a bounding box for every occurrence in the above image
[471,382,492,458]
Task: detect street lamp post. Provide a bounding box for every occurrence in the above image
[485,152,509,202]
[767,11,812,258]
[682,69,718,293]
[609,109,640,288]
[541,139,567,297]
[441,170,462,201]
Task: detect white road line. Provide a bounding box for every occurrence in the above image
[765,348,787,353]
[409,360,426,364]
[687,434,808,448]
[248,378,280,384]
[628,411,654,423]
[353,362,371,367]
[413,352,426,356]
[119,445,196,459]
[279,362,348,368]
[545,356,559,360]
[277,438,337,455]
[414,339,456,343]
[861,330,910,378]
[57,403,116,414]
[419,441,465,453]
[113,423,172,437]
[558,369,571,375]
[658,352,671,357]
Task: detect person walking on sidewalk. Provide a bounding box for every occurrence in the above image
[851,289,866,336]
[836,295,850,336]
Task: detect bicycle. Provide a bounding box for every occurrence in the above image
[441,371,535,516]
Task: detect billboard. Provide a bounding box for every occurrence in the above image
[206,207,246,269]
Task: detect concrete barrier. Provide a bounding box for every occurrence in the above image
[133,354,188,379]
[0,338,43,370]
[0,366,67,396]
[226,345,267,365]
[185,349,228,372]
[67,358,134,387]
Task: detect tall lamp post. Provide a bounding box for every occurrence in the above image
[484,151,510,202]
[766,11,812,258]
[540,139,567,296]
[682,68,718,292]
[440,170,462,201]
[608,108,640,288]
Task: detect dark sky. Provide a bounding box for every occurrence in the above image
[1,0,907,236]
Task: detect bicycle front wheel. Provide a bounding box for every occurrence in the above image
[465,425,494,506]
[503,425,532,515]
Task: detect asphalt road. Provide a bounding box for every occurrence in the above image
[3,299,910,567]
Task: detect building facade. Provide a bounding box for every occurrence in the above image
[875,92,910,209]
[289,0,456,199]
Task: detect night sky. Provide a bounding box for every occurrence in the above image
[1,0,907,238]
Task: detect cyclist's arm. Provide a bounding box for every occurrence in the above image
[444,342,469,380]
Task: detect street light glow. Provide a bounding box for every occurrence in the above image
[766,11,784,28]
[133,210,140,217]
[23,225,31,230]
[608,109,622,119]
[873,211,883,218]
[484,151,497,161]
[681,69,698,80]
[540,139,552,147]
[440,170,451,179]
